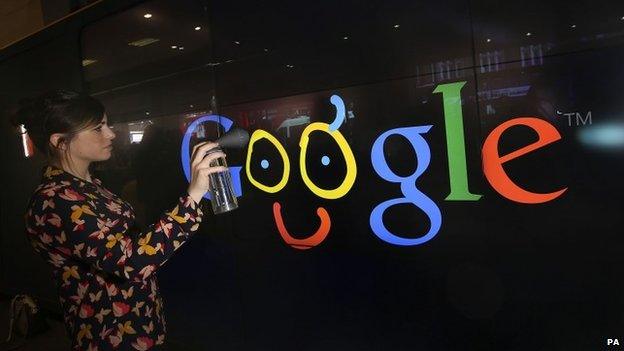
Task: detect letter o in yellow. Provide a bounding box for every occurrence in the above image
[245,130,290,193]
[299,122,357,199]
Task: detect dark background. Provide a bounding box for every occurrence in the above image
[1,0,624,349]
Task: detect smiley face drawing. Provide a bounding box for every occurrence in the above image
[245,95,357,250]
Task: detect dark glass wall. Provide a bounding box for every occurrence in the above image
[2,0,624,349]
[0,25,85,306]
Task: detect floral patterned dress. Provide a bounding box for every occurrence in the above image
[25,165,204,350]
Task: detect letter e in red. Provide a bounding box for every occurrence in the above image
[482,117,567,203]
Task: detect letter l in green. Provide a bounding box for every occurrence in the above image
[433,81,482,201]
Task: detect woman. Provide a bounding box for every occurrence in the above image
[13,90,225,350]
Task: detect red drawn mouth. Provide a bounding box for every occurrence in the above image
[272,201,331,250]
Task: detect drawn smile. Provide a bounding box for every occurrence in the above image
[272,202,331,250]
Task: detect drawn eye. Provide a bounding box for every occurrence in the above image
[298,122,356,199]
[245,130,290,193]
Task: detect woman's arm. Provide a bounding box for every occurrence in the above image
[26,141,226,282]
[27,189,203,282]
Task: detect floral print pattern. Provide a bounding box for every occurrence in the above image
[25,166,203,350]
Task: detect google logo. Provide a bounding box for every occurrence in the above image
[181,81,567,249]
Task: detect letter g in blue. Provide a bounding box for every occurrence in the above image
[370,126,442,246]
[181,115,243,200]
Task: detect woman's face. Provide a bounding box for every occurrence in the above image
[67,114,116,163]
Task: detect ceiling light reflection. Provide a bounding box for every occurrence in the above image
[82,59,97,66]
[128,38,159,47]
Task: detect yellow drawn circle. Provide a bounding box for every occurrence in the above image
[245,130,290,193]
[299,122,357,199]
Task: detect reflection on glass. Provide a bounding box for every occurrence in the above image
[578,122,624,149]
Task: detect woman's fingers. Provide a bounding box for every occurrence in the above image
[198,166,228,176]
[195,150,226,169]
[191,141,219,164]
[189,141,228,194]
[191,141,220,166]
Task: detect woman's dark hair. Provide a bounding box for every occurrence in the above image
[10,90,105,162]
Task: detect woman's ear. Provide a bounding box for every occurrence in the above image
[49,133,67,150]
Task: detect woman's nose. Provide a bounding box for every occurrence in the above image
[106,128,116,140]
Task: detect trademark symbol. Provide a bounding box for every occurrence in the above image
[556,110,593,127]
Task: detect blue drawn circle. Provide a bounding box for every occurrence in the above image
[321,155,330,166]
[261,159,270,169]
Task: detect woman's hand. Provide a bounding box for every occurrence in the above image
[187,142,228,204]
